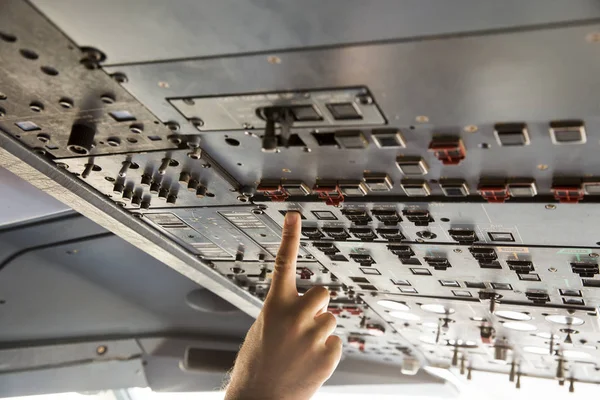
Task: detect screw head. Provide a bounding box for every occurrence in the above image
[545,204,557,210]
[96,345,107,355]
[267,55,281,64]
[453,249,462,253]
[537,164,549,171]
[415,115,429,123]
[111,72,128,84]
[190,118,204,130]
[548,267,558,272]
[590,253,599,258]
[464,125,478,133]
[158,81,170,88]
[166,121,180,132]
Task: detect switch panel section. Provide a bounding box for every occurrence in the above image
[170,87,385,131]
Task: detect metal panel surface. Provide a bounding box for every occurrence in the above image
[104,23,600,134]
[31,0,600,64]
[0,0,179,158]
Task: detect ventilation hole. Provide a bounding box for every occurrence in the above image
[0,92,7,100]
[105,176,116,183]
[409,126,415,130]
[29,101,44,112]
[101,94,116,104]
[59,97,74,108]
[40,66,59,76]
[129,162,139,170]
[147,135,162,141]
[129,124,143,134]
[127,137,138,143]
[36,133,50,143]
[479,143,491,149]
[67,145,89,155]
[441,218,450,222]
[45,144,58,150]
[19,49,38,60]
[225,138,240,146]
[107,137,121,147]
[168,135,182,145]
[0,32,17,43]
[237,163,243,166]
[0,107,5,117]
[169,159,179,167]
[92,165,102,172]
[206,192,215,198]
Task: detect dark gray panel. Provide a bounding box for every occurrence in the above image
[0,359,146,397]
[32,0,600,64]
[0,167,70,227]
[0,219,253,342]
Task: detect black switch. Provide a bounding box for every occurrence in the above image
[290,105,322,121]
[327,102,362,120]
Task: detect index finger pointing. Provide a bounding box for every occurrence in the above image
[268,211,301,300]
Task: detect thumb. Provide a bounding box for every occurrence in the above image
[268,211,301,300]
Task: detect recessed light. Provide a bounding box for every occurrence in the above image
[421,304,455,314]
[377,300,410,311]
[545,315,585,326]
[494,310,532,321]
[503,322,537,331]
[389,311,420,321]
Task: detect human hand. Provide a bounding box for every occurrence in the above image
[225,211,343,400]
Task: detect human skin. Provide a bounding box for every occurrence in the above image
[225,211,343,400]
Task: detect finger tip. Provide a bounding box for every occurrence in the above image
[284,211,300,226]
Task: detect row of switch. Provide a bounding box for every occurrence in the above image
[258,175,600,203]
